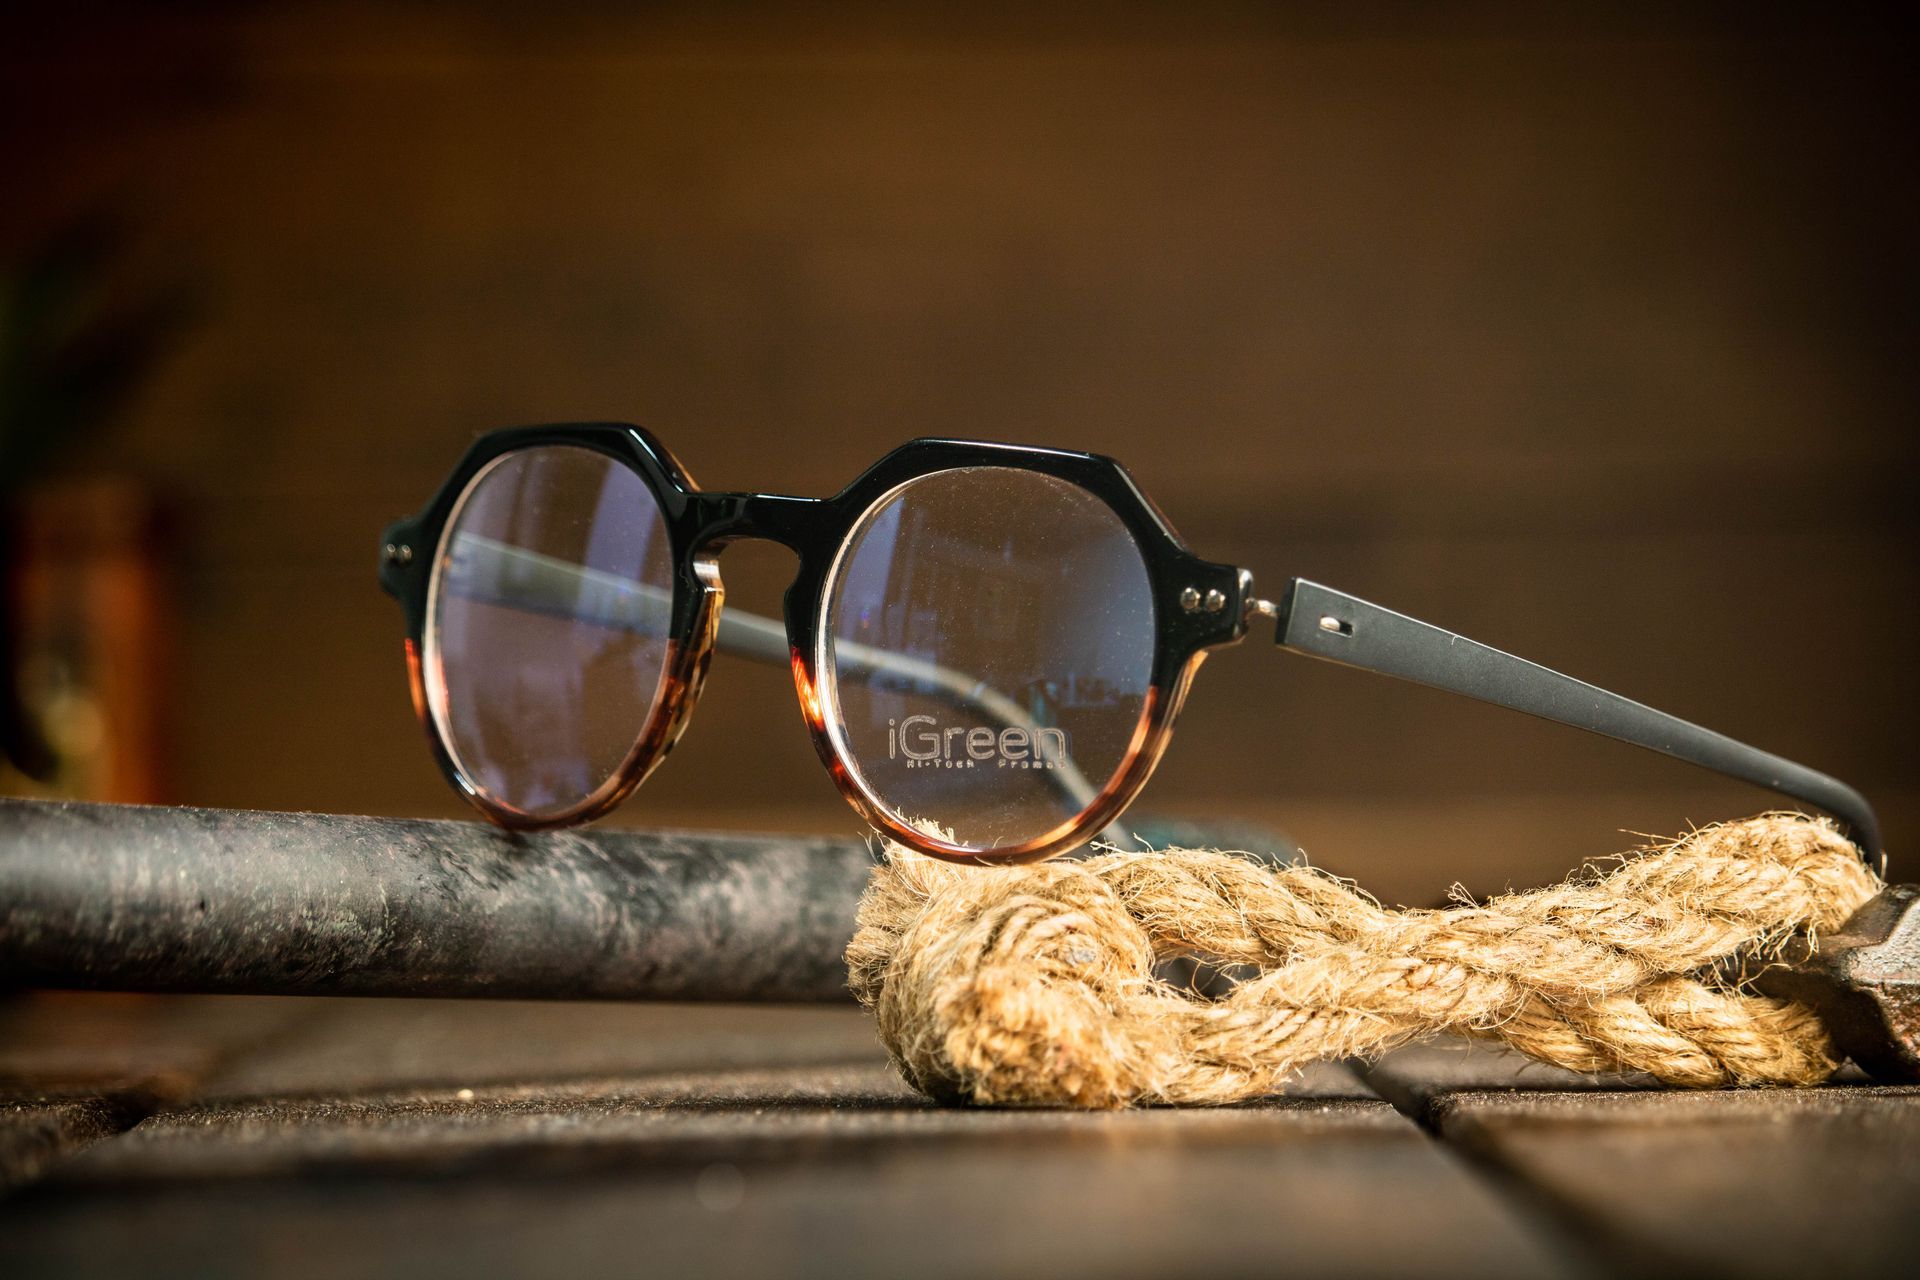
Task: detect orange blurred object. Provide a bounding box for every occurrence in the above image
[6,477,174,803]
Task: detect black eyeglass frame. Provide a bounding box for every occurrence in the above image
[381,422,1882,866]
[380,422,1245,862]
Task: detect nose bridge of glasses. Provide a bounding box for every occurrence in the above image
[686,491,830,555]
[679,491,829,666]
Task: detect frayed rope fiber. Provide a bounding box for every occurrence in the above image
[846,813,1881,1108]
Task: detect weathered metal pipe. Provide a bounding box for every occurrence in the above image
[0,798,876,1001]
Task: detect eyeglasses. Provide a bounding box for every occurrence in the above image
[379,424,1880,865]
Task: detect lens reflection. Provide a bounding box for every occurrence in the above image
[427,445,674,818]
[824,466,1156,852]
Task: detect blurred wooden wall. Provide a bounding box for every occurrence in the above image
[5,3,1913,902]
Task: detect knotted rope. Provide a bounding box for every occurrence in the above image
[847,813,1880,1108]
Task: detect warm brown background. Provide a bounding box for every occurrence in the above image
[6,2,1914,904]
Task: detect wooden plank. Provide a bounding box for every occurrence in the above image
[42,1059,1385,1187]
[1367,1036,1920,1276]
[193,1000,892,1098]
[0,999,1580,1279]
[0,992,322,1195]
[4,1084,1578,1280]
[0,994,1362,1111]
[1433,1087,1920,1279]
[1362,1037,1656,1118]
[0,1095,147,1194]
[0,992,312,1093]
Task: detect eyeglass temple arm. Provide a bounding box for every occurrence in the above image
[1264,578,1883,861]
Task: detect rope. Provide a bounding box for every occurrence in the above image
[846,813,1880,1108]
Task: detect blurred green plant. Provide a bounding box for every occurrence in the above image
[0,213,191,780]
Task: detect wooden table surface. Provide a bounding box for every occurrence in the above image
[2,993,1916,1279]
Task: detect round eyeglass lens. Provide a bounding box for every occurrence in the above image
[426,444,675,820]
[823,466,1157,853]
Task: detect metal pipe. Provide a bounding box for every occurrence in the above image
[0,798,876,1002]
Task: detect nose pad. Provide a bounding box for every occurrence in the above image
[692,550,726,602]
[644,551,725,765]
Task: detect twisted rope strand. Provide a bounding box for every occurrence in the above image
[846,813,1880,1108]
